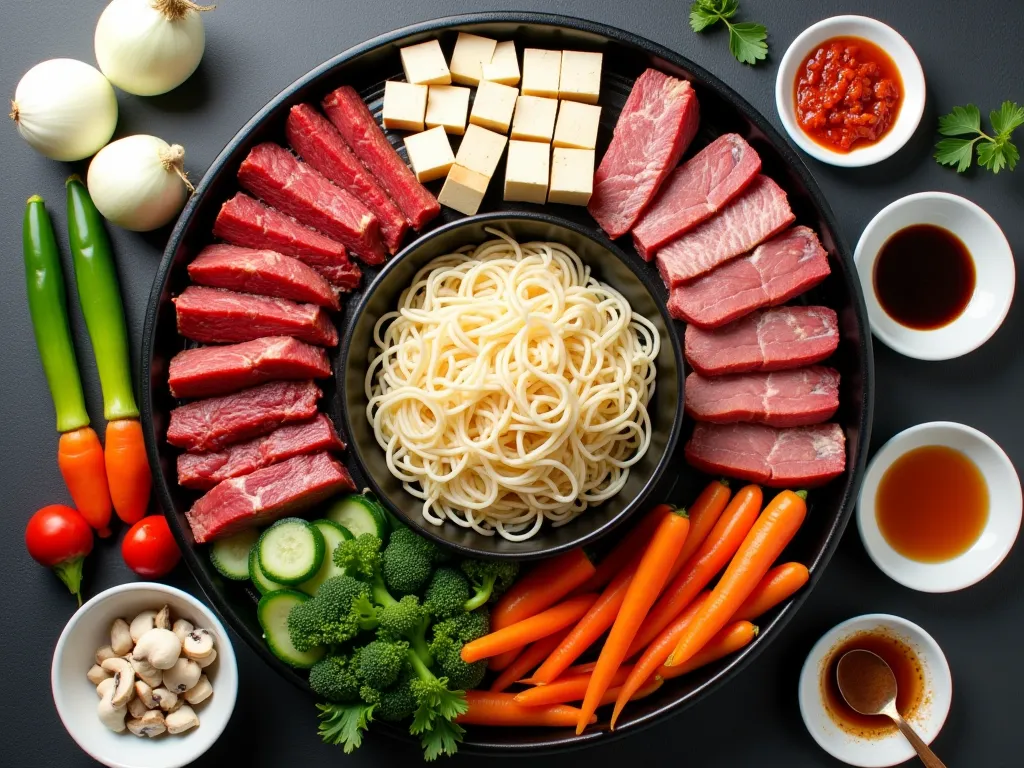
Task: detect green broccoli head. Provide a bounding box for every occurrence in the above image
[334,533,384,582]
[356,639,408,690]
[460,560,520,611]
[429,633,487,690]
[308,654,362,703]
[423,568,471,619]
[432,607,490,645]
[381,527,439,595]
[361,667,419,722]
[288,575,378,651]
[377,594,429,638]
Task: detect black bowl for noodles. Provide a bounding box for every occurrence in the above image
[141,11,874,754]
[342,212,683,559]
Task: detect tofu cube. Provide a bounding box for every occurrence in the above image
[403,126,455,182]
[382,80,428,132]
[558,51,603,104]
[469,80,518,133]
[548,147,595,206]
[438,164,490,215]
[504,140,550,204]
[482,41,520,85]
[400,40,451,85]
[449,33,497,86]
[553,101,602,150]
[510,96,558,143]
[454,124,508,178]
[521,49,561,98]
[425,85,471,135]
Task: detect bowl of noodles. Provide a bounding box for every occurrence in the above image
[340,212,684,559]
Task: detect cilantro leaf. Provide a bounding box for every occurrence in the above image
[935,101,1022,173]
[729,22,768,65]
[937,104,981,137]
[689,5,721,32]
[317,702,375,754]
[935,137,979,172]
[990,100,1024,138]
[420,718,465,761]
[977,138,1019,174]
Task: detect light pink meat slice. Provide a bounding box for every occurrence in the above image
[684,367,840,428]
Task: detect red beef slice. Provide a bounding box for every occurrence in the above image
[684,367,840,428]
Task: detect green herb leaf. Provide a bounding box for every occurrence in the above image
[977,138,1019,174]
[420,718,465,761]
[689,0,737,31]
[934,137,979,172]
[990,100,1024,139]
[937,104,981,137]
[935,102,1022,173]
[317,703,375,754]
[728,22,768,65]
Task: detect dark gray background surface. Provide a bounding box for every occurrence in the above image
[2,1,1021,765]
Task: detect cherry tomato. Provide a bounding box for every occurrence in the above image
[25,504,94,605]
[122,515,181,578]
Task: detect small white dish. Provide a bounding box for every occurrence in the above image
[857,421,1021,592]
[799,614,952,767]
[855,192,1014,360]
[775,16,925,167]
[51,583,238,768]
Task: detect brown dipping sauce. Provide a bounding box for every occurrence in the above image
[821,629,925,738]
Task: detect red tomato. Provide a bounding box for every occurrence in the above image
[122,516,181,578]
[25,504,94,567]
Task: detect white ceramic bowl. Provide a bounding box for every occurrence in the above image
[799,614,952,767]
[855,192,1014,360]
[857,421,1022,592]
[51,583,238,768]
[775,16,925,166]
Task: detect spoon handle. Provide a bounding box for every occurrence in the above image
[890,711,947,768]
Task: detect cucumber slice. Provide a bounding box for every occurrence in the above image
[324,494,389,540]
[299,520,353,596]
[249,546,286,594]
[209,528,260,581]
[257,590,325,668]
[258,518,325,585]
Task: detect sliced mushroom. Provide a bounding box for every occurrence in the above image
[171,618,194,644]
[129,610,157,643]
[165,704,199,734]
[154,605,172,631]
[97,677,116,700]
[129,654,163,688]
[182,628,215,661]
[134,628,182,670]
[87,664,112,685]
[127,709,166,738]
[95,645,117,665]
[97,686,127,733]
[128,697,149,719]
[196,648,218,669]
[101,657,136,707]
[151,686,179,712]
[110,618,133,656]
[162,657,201,693]
[183,675,213,706]
[134,680,159,709]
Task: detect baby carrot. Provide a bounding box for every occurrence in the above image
[489,629,571,692]
[456,691,594,727]
[516,665,635,707]
[104,419,152,525]
[57,428,112,537]
[733,562,809,622]
[666,479,732,581]
[601,676,664,708]
[462,594,598,664]
[576,504,673,593]
[659,621,758,680]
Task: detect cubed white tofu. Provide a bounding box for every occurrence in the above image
[504,140,550,204]
[403,126,455,182]
[469,80,518,133]
[449,33,497,86]
[548,147,595,205]
[382,80,428,132]
[481,41,520,85]
[400,40,451,85]
[438,164,490,215]
[454,124,508,178]
[553,101,602,150]
[425,85,471,135]
[521,49,561,98]
[558,51,602,104]
[510,96,558,143]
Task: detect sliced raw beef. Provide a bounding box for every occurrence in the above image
[685,422,846,487]
[174,286,338,347]
[685,306,839,376]
[186,452,356,543]
[685,367,840,428]
[632,134,761,260]
[657,176,795,285]
[238,142,386,264]
[587,69,700,238]
[188,244,339,309]
[322,86,440,230]
[167,380,321,453]
[177,414,344,490]
[668,227,830,328]
[213,193,361,291]
[168,337,331,399]
[287,104,410,254]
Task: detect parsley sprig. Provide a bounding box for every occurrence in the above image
[935,101,1024,173]
[689,0,768,65]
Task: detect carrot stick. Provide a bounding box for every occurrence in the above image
[666,479,731,581]
[488,549,597,670]
[57,427,112,537]
[576,504,673,593]
[489,629,571,692]
[667,490,807,668]
[576,509,691,734]
[659,621,758,680]
[566,661,597,676]
[461,594,598,664]
[515,665,635,707]
[733,562,809,622]
[625,485,762,658]
[601,677,663,708]
[456,690,594,727]
[104,419,152,525]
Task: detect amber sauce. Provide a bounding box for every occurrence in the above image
[821,630,925,738]
[873,225,976,330]
[876,445,989,562]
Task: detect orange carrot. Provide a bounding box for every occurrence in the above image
[104,419,151,525]
[733,562,809,622]
[567,661,597,676]
[625,485,762,658]
[57,427,112,537]
[456,690,594,727]
[462,594,598,663]
[515,665,635,707]
[489,549,596,670]
[667,490,807,667]
[601,676,663,708]
[659,621,758,680]
[576,509,691,734]
[576,504,673,593]
[666,479,731,581]
[489,629,571,692]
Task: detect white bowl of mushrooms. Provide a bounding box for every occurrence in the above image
[51,582,238,768]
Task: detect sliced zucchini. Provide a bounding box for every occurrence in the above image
[249,546,286,595]
[298,520,353,596]
[257,590,325,668]
[209,528,260,581]
[324,494,389,540]
[258,518,325,585]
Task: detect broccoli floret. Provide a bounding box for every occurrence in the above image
[288,575,379,651]
[366,668,419,722]
[460,560,519,611]
[432,607,490,645]
[377,594,433,663]
[357,639,408,689]
[382,527,438,595]
[309,654,362,703]
[423,568,471,619]
[429,633,486,690]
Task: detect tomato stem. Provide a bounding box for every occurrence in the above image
[52,557,85,606]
